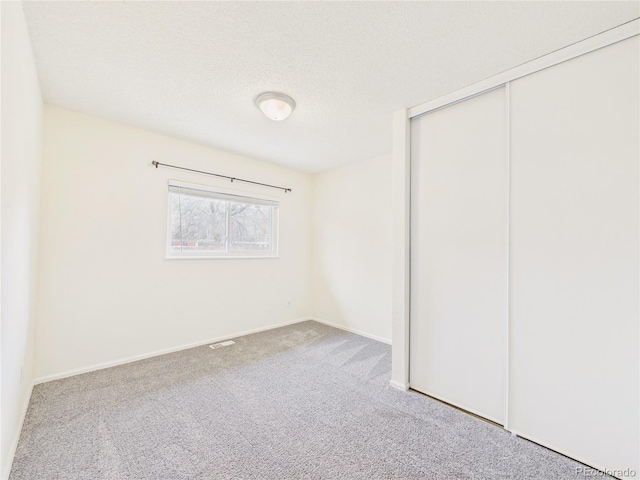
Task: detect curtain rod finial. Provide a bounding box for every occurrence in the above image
[152,161,159,168]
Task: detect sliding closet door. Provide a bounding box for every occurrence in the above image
[410,87,507,424]
[510,36,639,473]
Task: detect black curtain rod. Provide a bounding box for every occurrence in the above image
[151,161,292,193]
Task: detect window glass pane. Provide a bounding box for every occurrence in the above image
[229,202,273,252]
[167,184,278,257]
[169,192,183,253]
[176,193,227,253]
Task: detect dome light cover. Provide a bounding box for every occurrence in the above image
[255,92,296,121]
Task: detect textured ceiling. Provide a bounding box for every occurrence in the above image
[22,1,639,173]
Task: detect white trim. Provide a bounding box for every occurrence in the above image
[408,19,640,119]
[503,82,511,432]
[311,317,391,345]
[33,317,394,385]
[33,318,310,385]
[164,255,279,260]
[409,85,505,121]
[389,380,410,392]
[168,179,281,203]
[2,383,34,480]
[391,108,411,389]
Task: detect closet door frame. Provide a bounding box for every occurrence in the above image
[391,16,639,394]
[390,15,639,466]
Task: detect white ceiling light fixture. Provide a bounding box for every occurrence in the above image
[255,92,296,121]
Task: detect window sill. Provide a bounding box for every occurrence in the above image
[165,255,279,260]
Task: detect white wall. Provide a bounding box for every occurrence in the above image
[311,154,392,343]
[1,2,44,477]
[35,106,312,380]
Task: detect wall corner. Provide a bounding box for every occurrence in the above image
[390,109,410,389]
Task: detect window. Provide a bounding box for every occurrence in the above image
[167,181,278,258]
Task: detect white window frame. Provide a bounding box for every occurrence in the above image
[165,180,279,260]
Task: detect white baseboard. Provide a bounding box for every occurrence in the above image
[2,382,34,480]
[310,317,392,345]
[389,380,410,391]
[33,317,311,385]
[33,317,391,386]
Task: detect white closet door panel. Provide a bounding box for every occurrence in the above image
[510,36,639,474]
[410,87,507,424]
